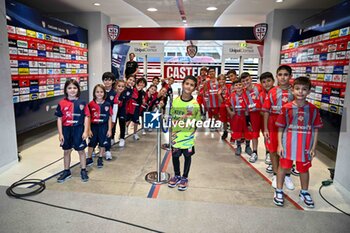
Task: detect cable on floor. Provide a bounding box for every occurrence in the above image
[319,180,350,217]
[5,131,164,232]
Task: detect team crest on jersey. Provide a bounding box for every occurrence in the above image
[282,96,289,103]
[253,23,268,41]
[107,24,120,41]
[298,116,304,122]
[126,91,130,96]
[186,44,198,58]
[79,104,85,110]
[105,106,109,112]
[110,95,114,100]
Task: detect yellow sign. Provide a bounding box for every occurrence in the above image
[26,29,36,38]
[330,30,339,39]
[18,68,29,75]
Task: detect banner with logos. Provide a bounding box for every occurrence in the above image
[6,0,89,133]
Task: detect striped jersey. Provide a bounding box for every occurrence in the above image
[261,86,294,115]
[276,102,323,162]
[243,84,262,112]
[205,79,219,108]
[55,98,90,126]
[88,100,112,124]
[226,92,247,116]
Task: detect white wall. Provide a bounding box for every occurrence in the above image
[262,9,319,74]
[0,0,19,172]
[334,69,350,192]
[51,12,111,100]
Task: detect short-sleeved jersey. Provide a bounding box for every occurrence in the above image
[126,88,145,114]
[118,87,133,116]
[55,98,90,126]
[171,96,201,149]
[88,100,112,124]
[226,92,247,116]
[243,84,262,112]
[262,86,294,115]
[105,89,117,106]
[205,79,219,108]
[218,84,229,105]
[276,102,323,162]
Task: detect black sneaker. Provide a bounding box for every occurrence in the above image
[291,165,300,176]
[86,158,93,167]
[245,146,253,155]
[273,190,284,207]
[57,170,71,183]
[97,157,103,168]
[266,164,273,173]
[235,146,242,156]
[221,131,228,140]
[80,169,89,182]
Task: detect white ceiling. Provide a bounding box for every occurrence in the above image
[16,0,342,27]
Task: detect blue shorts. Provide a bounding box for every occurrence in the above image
[88,123,109,148]
[61,125,87,151]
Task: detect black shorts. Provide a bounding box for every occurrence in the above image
[171,146,195,158]
[61,125,87,151]
[88,123,109,148]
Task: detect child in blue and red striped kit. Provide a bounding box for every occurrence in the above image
[274,76,322,208]
[111,80,125,137]
[55,79,90,183]
[126,78,147,140]
[118,75,136,147]
[102,72,117,160]
[86,84,112,168]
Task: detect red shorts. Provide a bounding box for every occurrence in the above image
[266,114,279,153]
[219,103,228,123]
[230,115,251,140]
[197,95,204,105]
[280,158,312,173]
[208,107,219,118]
[248,111,261,139]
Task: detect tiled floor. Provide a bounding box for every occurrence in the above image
[1,122,350,214]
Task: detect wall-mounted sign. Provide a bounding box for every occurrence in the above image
[130,43,164,54]
[186,44,198,58]
[223,43,260,56]
[253,23,268,41]
[107,24,120,41]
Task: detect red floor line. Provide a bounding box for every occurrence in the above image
[222,135,304,210]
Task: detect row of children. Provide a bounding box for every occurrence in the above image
[192,65,322,208]
[55,72,174,183]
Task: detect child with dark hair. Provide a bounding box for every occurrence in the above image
[168,75,200,191]
[226,79,252,156]
[126,77,147,140]
[259,72,275,173]
[262,65,295,190]
[102,72,117,160]
[118,75,136,147]
[55,79,90,183]
[274,76,322,208]
[86,84,112,167]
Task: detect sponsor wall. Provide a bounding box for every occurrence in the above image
[280,0,350,151]
[6,0,89,133]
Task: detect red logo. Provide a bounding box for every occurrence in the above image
[107,24,120,41]
[253,23,268,41]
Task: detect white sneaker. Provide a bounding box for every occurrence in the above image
[272,175,277,189]
[133,134,140,140]
[105,151,112,160]
[119,139,125,147]
[265,153,271,165]
[249,152,258,163]
[284,176,295,190]
[142,129,146,135]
